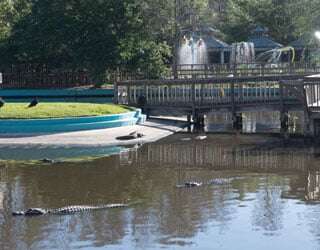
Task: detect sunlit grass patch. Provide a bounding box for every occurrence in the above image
[0,103,132,119]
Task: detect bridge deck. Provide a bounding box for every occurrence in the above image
[116,75,320,115]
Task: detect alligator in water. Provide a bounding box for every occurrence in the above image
[176,177,243,188]
[12,203,128,216]
[176,181,203,188]
[39,158,64,164]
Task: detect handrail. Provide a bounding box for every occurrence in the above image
[115,75,320,112]
[113,62,320,82]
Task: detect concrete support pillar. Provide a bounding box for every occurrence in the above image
[220,50,225,64]
[187,114,192,132]
[187,114,192,124]
[313,119,320,137]
[196,114,205,127]
[232,113,242,131]
[192,113,205,130]
[280,111,289,136]
[303,112,314,137]
[146,108,150,119]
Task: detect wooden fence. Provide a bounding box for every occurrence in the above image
[1,62,320,88]
[0,65,91,88]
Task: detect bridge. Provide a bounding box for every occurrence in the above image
[114,63,320,136]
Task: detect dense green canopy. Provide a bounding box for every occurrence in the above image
[0,0,319,80]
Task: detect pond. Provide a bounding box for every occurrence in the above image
[1,133,320,249]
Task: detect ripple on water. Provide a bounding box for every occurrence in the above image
[2,134,320,250]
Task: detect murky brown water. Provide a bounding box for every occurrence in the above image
[1,134,320,250]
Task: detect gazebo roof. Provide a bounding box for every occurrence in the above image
[187,34,229,50]
[252,26,269,35]
[204,35,230,50]
[248,26,283,50]
[181,25,230,51]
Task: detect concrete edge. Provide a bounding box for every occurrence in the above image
[0,109,146,134]
[0,119,188,148]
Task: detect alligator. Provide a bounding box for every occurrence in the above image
[12,203,128,216]
[116,131,144,141]
[176,181,203,188]
[39,158,63,164]
[176,177,243,188]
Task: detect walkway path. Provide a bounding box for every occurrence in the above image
[0,119,187,147]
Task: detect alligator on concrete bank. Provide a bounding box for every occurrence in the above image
[12,203,128,216]
[116,131,144,141]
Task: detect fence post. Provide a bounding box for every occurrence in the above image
[279,81,288,136]
[302,86,312,137]
[114,82,118,104]
[231,81,236,121]
[127,85,131,105]
[200,83,204,105]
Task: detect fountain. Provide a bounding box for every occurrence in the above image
[178,35,209,70]
[230,42,255,65]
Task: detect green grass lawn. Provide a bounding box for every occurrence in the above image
[0,103,133,119]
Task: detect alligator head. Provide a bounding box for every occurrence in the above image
[176,181,203,188]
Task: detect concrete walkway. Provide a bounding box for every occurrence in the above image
[0,119,187,147]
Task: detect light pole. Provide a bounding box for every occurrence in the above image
[315,31,320,41]
[173,0,181,79]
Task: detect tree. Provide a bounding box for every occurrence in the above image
[222,0,319,44]
[2,0,171,81]
[0,0,30,41]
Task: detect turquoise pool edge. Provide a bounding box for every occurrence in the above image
[0,109,146,134]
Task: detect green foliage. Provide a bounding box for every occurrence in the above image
[222,0,319,44]
[0,0,319,80]
[120,38,171,78]
[0,0,30,41]
[1,0,171,81]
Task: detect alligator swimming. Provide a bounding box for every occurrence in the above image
[176,177,243,188]
[12,203,128,216]
[176,181,203,188]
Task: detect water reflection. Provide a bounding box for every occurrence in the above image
[125,136,313,173]
[206,111,304,134]
[252,176,285,235]
[1,134,320,249]
[0,145,126,161]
